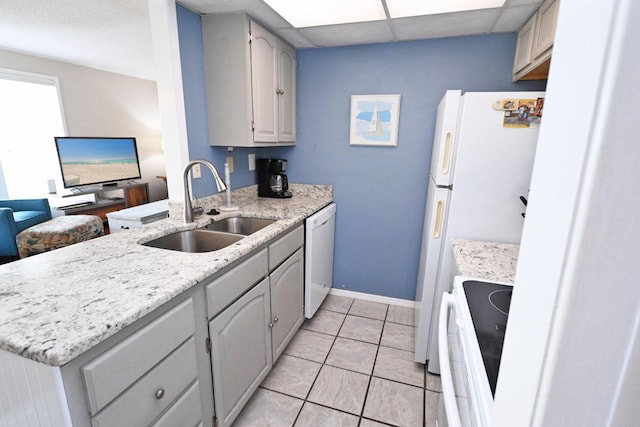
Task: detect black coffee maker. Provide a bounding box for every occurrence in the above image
[257,158,292,198]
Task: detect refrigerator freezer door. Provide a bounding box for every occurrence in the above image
[415,176,451,363]
[430,90,462,187]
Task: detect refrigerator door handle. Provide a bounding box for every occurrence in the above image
[433,199,444,239]
[441,131,453,175]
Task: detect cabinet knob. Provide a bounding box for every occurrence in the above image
[273,317,279,323]
[268,322,273,328]
[155,388,165,399]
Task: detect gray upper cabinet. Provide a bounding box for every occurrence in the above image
[203,14,296,147]
[512,0,559,81]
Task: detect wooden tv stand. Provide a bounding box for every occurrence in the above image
[59,182,149,233]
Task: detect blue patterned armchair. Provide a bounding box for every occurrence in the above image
[0,199,52,256]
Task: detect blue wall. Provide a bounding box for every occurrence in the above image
[177,5,546,300]
[267,36,545,300]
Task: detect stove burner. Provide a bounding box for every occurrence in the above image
[462,280,513,397]
[488,289,512,315]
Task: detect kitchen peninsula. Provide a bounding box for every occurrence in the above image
[0,183,332,427]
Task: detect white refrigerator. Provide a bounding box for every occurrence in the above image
[414,90,545,373]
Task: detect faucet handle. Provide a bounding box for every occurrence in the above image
[192,206,204,216]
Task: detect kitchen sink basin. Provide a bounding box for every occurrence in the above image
[201,217,276,235]
[142,229,243,253]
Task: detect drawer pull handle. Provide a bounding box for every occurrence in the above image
[155,389,165,399]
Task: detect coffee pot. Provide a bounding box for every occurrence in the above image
[257,158,292,198]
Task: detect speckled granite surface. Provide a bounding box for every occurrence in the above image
[0,184,332,366]
[451,238,520,283]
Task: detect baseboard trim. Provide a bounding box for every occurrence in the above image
[329,288,416,308]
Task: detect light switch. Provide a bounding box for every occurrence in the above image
[248,154,256,171]
[226,156,234,173]
[192,163,201,179]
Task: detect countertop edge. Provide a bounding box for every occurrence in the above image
[0,184,332,366]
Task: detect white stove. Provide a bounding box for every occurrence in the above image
[437,276,513,427]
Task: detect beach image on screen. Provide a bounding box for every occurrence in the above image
[57,138,140,186]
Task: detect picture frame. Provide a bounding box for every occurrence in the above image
[349,94,401,147]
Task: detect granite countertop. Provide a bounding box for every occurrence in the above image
[0,184,332,366]
[451,238,520,283]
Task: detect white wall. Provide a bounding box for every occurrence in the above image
[494,0,640,425]
[0,49,167,201]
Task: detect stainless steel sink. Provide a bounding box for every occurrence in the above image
[142,229,243,253]
[201,217,276,235]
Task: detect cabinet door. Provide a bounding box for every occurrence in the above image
[125,184,149,207]
[270,248,304,361]
[209,278,272,427]
[250,22,279,143]
[513,13,537,74]
[531,0,559,59]
[278,42,296,143]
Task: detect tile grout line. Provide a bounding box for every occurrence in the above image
[289,299,352,426]
[254,298,433,426]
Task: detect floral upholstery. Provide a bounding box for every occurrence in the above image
[16,215,104,258]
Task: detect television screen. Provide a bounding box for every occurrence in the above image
[54,137,142,188]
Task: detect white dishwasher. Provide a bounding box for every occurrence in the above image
[304,203,336,318]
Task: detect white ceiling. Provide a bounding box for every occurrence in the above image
[0,0,542,81]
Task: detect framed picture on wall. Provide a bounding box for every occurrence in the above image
[349,94,401,147]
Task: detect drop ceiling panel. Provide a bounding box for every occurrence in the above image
[492,4,538,32]
[300,21,394,47]
[274,28,316,48]
[181,0,293,29]
[393,9,501,40]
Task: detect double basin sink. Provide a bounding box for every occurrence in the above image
[142,217,275,253]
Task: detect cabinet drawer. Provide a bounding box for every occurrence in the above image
[206,248,268,319]
[152,380,202,427]
[269,225,303,271]
[82,298,195,415]
[91,337,198,427]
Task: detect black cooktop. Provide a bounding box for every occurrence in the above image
[462,280,513,397]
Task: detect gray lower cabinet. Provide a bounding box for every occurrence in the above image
[209,278,273,427]
[58,224,304,427]
[206,225,304,427]
[61,291,213,426]
[270,247,304,361]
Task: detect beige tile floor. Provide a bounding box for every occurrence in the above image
[232,295,442,427]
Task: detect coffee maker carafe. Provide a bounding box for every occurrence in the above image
[257,158,292,198]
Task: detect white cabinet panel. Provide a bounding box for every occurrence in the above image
[531,0,560,59]
[209,278,272,427]
[278,42,297,142]
[270,248,304,361]
[250,22,279,143]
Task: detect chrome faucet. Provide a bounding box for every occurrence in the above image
[183,159,227,223]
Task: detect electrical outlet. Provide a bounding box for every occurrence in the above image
[248,154,256,171]
[226,156,234,173]
[192,163,201,179]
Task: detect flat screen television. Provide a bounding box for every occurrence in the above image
[54,137,142,188]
